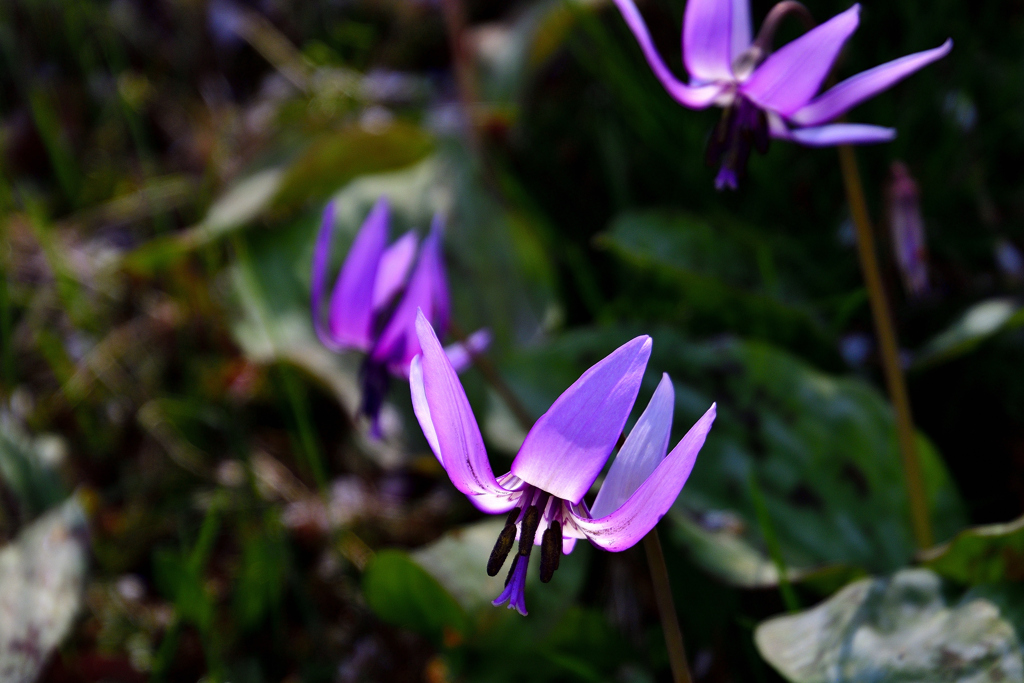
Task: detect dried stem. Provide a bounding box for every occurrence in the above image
[450,322,693,682]
[837,144,933,549]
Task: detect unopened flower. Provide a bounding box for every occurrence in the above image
[886,162,929,298]
[312,199,489,436]
[611,0,952,189]
[410,312,715,615]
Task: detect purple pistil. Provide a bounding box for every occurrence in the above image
[492,554,530,616]
[358,358,391,438]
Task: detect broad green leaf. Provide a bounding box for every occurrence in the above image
[362,549,469,644]
[755,569,1023,683]
[598,210,840,366]
[0,497,88,682]
[921,514,1024,584]
[412,518,507,611]
[914,298,1024,368]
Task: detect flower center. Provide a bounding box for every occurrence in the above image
[705,96,770,191]
[489,486,567,615]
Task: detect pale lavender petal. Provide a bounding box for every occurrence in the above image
[590,373,675,518]
[740,5,860,116]
[511,336,652,504]
[444,329,492,373]
[790,39,952,127]
[311,201,343,351]
[326,198,390,351]
[730,0,752,63]
[413,312,519,513]
[611,0,727,108]
[371,230,445,372]
[570,404,716,552]
[563,537,577,554]
[372,231,418,311]
[409,355,440,462]
[683,0,734,82]
[777,122,896,146]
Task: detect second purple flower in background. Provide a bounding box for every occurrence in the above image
[311,198,490,437]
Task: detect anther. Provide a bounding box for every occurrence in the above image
[539,521,563,583]
[517,506,541,556]
[486,506,522,576]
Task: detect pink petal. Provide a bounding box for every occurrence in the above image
[311,201,343,351]
[611,0,727,108]
[412,312,519,513]
[326,198,390,351]
[790,39,953,127]
[683,0,735,82]
[372,230,418,311]
[511,336,653,504]
[740,5,860,116]
[591,373,675,518]
[729,0,752,64]
[570,403,716,552]
[371,229,446,372]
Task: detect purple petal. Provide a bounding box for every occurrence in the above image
[412,312,519,513]
[511,336,653,504]
[590,373,674,518]
[740,5,860,116]
[326,198,390,351]
[790,39,952,127]
[444,329,493,373]
[562,537,577,555]
[371,229,446,372]
[611,0,727,108]
[372,230,418,311]
[776,122,896,146]
[730,0,752,64]
[683,0,734,82]
[311,201,343,351]
[570,403,716,552]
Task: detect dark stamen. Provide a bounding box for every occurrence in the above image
[504,555,520,587]
[487,522,518,576]
[517,506,541,556]
[539,521,562,583]
[505,506,522,526]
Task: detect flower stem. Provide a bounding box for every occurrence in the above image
[643,530,693,683]
[837,144,933,549]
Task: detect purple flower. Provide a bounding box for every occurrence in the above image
[611,0,952,189]
[410,312,716,615]
[886,161,929,298]
[312,198,490,437]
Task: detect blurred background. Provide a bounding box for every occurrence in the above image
[0,0,1022,681]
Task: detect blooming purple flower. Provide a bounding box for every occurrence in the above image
[410,311,716,615]
[312,198,490,437]
[886,161,929,298]
[611,0,952,189]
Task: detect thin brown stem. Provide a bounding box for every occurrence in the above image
[837,144,933,549]
[450,321,693,681]
[644,530,692,683]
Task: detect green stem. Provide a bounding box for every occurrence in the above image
[837,145,932,549]
[747,471,799,612]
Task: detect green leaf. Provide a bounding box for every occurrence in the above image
[913,298,1024,368]
[755,569,1024,683]
[0,420,67,521]
[0,497,89,681]
[921,514,1024,584]
[362,549,469,644]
